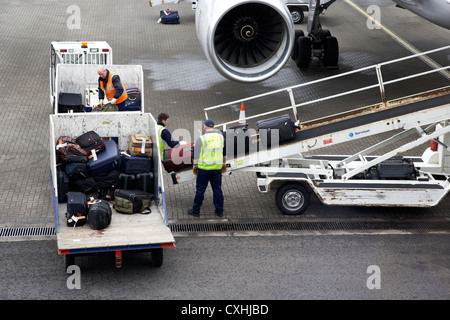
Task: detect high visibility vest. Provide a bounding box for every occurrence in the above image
[198,132,224,170]
[100,71,128,104]
[157,125,166,158]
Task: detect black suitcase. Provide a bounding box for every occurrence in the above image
[136,172,155,194]
[76,131,106,156]
[66,192,87,227]
[256,114,296,147]
[121,155,152,174]
[87,200,112,230]
[58,93,84,113]
[57,166,70,203]
[118,173,136,190]
[87,140,121,175]
[224,124,254,158]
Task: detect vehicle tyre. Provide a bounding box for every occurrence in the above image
[295,36,311,69]
[275,183,310,215]
[291,29,305,61]
[323,36,339,69]
[64,255,75,270]
[151,248,163,267]
[289,7,304,24]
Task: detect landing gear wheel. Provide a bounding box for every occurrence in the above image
[276,183,310,215]
[323,36,339,69]
[291,29,305,61]
[289,7,304,24]
[151,248,163,267]
[295,36,311,69]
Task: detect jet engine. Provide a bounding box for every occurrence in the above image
[195,0,295,83]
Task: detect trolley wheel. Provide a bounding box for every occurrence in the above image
[323,36,339,69]
[64,254,75,270]
[289,7,304,24]
[275,183,310,215]
[151,248,163,267]
[295,36,312,69]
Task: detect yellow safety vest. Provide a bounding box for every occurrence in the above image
[198,132,224,170]
[100,71,128,104]
[157,125,166,159]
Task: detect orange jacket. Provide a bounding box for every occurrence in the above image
[99,71,128,104]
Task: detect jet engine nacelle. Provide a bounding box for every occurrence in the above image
[195,0,295,83]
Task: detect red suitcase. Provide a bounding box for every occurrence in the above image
[163,143,194,173]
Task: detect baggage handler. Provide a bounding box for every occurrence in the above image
[97,66,128,111]
[188,119,227,218]
[156,112,183,159]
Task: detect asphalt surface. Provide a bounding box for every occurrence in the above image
[1,0,449,226]
[0,0,449,304]
[1,234,449,300]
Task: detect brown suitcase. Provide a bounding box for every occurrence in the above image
[129,134,152,157]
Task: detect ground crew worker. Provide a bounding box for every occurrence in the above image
[97,66,128,111]
[188,119,227,218]
[157,113,181,160]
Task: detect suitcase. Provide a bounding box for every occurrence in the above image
[57,166,70,203]
[121,155,152,174]
[76,131,106,156]
[118,173,136,190]
[58,93,84,113]
[256,114,296,147]
[224,124,254,158]
[161,13,180,24]
[136,172,155,194]
[87,140,121,175]
[159,9,178,17]
[163,143,194,173]
[122,87,141,111]
[87,200,112,230]
[129,134,152,157]
[66,192,87,227]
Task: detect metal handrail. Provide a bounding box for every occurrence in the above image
[204,45,450,129]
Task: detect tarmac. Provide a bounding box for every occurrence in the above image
[0,0,449,227]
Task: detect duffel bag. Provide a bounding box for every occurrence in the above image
[114,189,153,214]
[87,200,112,230]
[56,136,88,163]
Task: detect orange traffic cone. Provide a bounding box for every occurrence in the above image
[238,102,246,125]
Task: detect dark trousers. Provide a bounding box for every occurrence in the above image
[192,169,223,214]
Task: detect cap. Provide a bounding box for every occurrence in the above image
[204,119,215,127]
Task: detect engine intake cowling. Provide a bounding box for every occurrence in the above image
[196,0,295,83]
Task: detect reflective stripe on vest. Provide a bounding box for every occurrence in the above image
[157,125,166,158]
[198,132,224,170]
[100,71,128,104]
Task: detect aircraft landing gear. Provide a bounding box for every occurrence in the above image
[291,0,338,70]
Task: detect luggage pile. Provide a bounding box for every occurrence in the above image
[56,131,155,230]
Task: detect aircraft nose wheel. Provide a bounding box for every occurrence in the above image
[276,183,310,215]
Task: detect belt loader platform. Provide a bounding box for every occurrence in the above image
[172,46,450,215]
